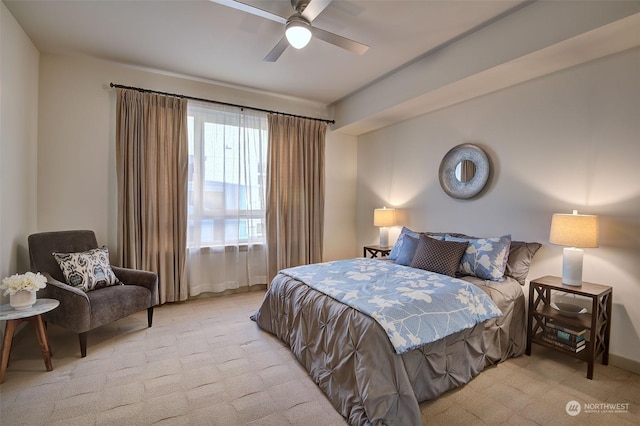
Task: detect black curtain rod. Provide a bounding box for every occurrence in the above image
[109,83,335,125]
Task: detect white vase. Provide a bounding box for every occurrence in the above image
[10,290,36,311]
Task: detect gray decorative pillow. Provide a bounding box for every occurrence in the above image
[410,235,468,277]
[53,246,120,292]
[505,241,542,285]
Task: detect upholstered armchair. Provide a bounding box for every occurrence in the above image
[28,230,159,357]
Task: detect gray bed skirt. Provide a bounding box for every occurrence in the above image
[252,272,526,425]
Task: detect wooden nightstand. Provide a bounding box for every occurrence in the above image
[526,275,612,379]
[363,245,392,258]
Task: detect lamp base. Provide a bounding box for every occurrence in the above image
[379,227,390,247]
[562,247,584,286]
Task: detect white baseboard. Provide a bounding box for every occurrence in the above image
[609,353,640,375]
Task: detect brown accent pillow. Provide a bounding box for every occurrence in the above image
[505,241,542,285]
[410,235,469,277]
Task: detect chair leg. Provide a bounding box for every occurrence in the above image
[78,332,87,358]
[147,307,154,327]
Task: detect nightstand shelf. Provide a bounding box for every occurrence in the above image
[535,304,591,329]
[363,245,391,259]
[526,275,612,379]
[530,331,591,361]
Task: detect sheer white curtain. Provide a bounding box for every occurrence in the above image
[186,101,268,296]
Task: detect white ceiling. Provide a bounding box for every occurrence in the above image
[4,0,525,105]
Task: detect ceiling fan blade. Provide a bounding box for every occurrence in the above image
[312,27,369,55]
[301,0,333,22]
[209,0,287,25]
[263,36,289,62]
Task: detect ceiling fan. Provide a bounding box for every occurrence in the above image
[210,0,369,62]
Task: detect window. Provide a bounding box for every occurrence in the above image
[187,102,268,248]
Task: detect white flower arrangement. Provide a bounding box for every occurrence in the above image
[1,272,47,296]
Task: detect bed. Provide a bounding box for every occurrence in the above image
[251,231,540,425]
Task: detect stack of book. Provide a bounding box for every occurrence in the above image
[541,320,587,353]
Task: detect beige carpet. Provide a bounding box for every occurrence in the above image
[1,290,638,425]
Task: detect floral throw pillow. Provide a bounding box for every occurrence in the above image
[445,234,512,281]
[53,246,120,292]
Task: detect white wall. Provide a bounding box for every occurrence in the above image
[357,48,640,367]
[0,3,40,304]
[36,54,357,263]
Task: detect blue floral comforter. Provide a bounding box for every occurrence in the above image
[280,258,502,354]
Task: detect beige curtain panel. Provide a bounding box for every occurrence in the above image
[266,114,327,282]
[116,89,188,303]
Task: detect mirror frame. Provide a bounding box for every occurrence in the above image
[438,143,490,199]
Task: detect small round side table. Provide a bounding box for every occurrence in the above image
[0,298,60,383]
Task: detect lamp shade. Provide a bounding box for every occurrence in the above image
[549,210,599,248]
[374,207,396,227]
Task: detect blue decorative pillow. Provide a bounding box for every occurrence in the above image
[445,234,512,281]
[388,227,420,260]
[395,235,419,266]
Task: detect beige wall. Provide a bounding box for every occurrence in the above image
[357,48,640,366]
[0,3,40,305]
[324,131,358,260]
[35,54,358,262]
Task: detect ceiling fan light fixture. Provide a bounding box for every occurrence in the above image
[285,15,312,49]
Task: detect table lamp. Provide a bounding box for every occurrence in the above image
[549,210,599,286]
[374,207,395,247]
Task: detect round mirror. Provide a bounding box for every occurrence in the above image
[455,160,476,183]
[439,144,490,199]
